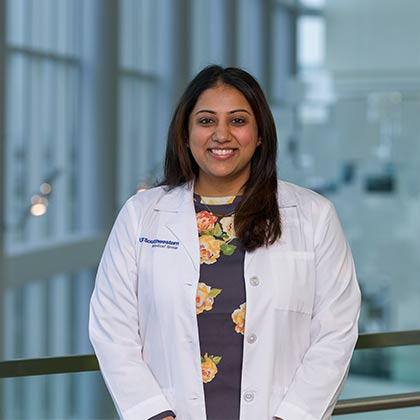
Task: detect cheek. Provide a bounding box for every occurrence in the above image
[241,136,259,153]
[188,130,207,152]
[187,139,205,167]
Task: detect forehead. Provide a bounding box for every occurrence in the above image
[192,84,252,111]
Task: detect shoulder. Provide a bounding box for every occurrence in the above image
[278,180,332,209]
[111,185,185,236]
[278,180,335,229]
[127,185,169,209]
[124,183,191,216]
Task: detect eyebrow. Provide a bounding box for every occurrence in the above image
[194,109,251,116]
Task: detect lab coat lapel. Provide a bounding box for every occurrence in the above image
[155,184,200,273]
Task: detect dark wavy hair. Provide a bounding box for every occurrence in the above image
[162,65,281,251]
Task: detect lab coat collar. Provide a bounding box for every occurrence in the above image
[154,183,200,272]
[154,183,194,212]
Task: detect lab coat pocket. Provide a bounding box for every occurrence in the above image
[270,250,315,315]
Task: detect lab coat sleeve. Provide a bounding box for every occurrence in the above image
[274,201,361,420]
[89,198,174,420]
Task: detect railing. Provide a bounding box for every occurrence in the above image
[1,330,420,415]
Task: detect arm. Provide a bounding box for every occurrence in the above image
[89,199,175,420]
[274,202,361,420]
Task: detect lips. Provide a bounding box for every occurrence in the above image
[210,149,234,156]
[209,148,236,157]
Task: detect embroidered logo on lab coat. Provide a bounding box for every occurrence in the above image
[139,237,179,250]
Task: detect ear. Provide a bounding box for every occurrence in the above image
[257,138,262,146]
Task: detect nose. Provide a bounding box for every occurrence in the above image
[212,121,231,143]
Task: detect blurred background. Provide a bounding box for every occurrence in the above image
[1,0,420,418]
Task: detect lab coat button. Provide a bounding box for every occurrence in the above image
[247,333,257,344]
[249,276,259,286]
[243,391,254,402]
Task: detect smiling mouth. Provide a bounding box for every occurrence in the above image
[209,148,236,156]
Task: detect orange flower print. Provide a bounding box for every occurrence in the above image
[199,235,222,264]
[232,303,246,335]
[196,211,218,234]
[201,353,222,383]
[220,216,236,240]
[196,282,222,315]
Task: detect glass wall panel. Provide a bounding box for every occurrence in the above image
[1,371,117,420]
[5,0,82,249]
[191,0,230,73]
[271,4,295,103]
[3,268,95,360]
[118,0,169,204]
[120,0,158,72]
[300,0,326,10]
[5,55,81,247]
[297,16,325,69]
[7,0,80,55]
[294,0,420,410]
[2,268,97,418]
[118,76,159,201]
[237,0,265,81]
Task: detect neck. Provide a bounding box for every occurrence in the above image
[194,177,247,197]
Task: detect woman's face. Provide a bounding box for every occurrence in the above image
[188,84,260,196]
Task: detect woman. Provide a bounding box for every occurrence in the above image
[89,65,361,420]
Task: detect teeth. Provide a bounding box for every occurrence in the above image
[211,149,234,155]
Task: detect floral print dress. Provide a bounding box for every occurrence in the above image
[194,194,246,420]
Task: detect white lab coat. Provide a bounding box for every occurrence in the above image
[89,181,361,420]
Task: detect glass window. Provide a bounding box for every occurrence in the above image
[5,0,82,248]
[293,1,420,409]
[118,0,169,204]
[2,2,109,418]
[237,0,265,81]
[271,5,294,102]
[118,76,159,201]
[299,0,326,9]
[3,267,97,417]
[120,0,158,73]
[1,371,117,420]
[297,15,325,69]
[191,0,229,73]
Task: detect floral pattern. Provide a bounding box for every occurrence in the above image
[196,211,218,234]
[220,216,235,240]
[196,207,237,265]
[201,353,222,383]
[231,303,246,335]
[196,282,222,315]
[199,235,223,264]
[195,194,246,395]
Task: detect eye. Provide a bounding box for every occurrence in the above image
[198,117,214,125]
[232,117,246,125]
